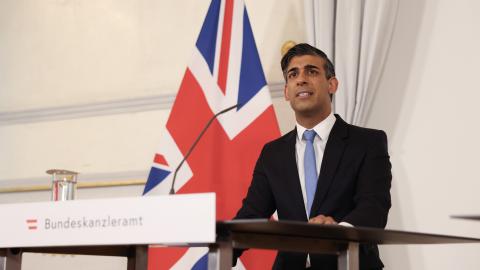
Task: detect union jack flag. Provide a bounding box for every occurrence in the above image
[143,0,280,269]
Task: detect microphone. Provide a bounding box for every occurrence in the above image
[169,104,239,194]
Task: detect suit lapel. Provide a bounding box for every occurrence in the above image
[281,129,309,221]
[310,115,349,216]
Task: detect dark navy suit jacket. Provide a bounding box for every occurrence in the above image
[234,114,392,270]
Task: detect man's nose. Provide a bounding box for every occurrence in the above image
[296,71,307,86]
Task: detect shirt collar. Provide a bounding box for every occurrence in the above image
[296,112,336,141]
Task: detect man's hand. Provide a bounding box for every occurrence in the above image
[309,214,338,225]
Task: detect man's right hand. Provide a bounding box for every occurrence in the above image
[308,214,338,225]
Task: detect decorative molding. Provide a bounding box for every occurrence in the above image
[0,83,285,126]
[270,82,286,98]
[0,82,286,193]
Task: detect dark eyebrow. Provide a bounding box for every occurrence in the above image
[286,67,299,74]
[287,64,320,74]
[304,64,320,70]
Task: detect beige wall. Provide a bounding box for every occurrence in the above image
[367,0,480,269]
[1,0,480,269]
[0,0,304,111]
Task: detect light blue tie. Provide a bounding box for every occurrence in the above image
[303,130,318,216]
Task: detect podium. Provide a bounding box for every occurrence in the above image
[2,221,480,270]
[1,196,480,270]
[211,220,480,269]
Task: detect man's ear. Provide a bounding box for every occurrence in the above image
[284,84,290,101]
[328,77,339,95]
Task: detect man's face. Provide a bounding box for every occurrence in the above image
[284,55,338,121]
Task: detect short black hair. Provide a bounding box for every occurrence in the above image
[281,43,335,81]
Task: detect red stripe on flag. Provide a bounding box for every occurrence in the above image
[147,247,188,270]
[217,0,234,94]
[26,219,37,223]
[241,249,277,270]
[28,226,37,230]
[167,69,214,157]
[153,154,169,166]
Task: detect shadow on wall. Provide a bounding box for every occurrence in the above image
[365,0,439,269]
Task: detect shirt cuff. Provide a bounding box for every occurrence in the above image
[338,221,354,227]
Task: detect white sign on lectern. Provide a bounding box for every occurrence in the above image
[0,193,215,248]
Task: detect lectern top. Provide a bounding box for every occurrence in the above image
[218,219,480,245]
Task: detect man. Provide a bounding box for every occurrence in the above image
[234,43,392,269]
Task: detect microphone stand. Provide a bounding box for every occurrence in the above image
[169,104,238,194]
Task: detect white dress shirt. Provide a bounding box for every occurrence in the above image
[295,112,336,216]
[294,112,353,228]
[294,112,352,268]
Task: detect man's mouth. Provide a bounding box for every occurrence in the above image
[296,90,313,97]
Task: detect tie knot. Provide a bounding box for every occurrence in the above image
[303,130,316,142]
